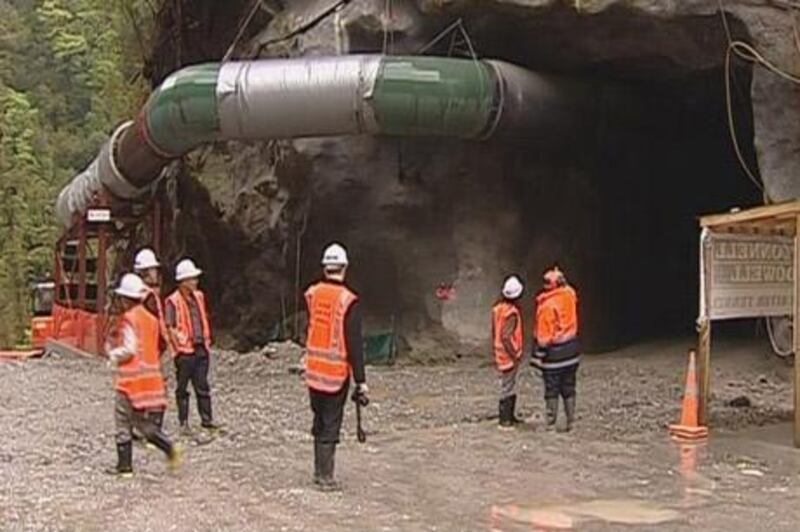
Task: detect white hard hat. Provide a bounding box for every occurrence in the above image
[321,243,349,267]
[115,273,147,300]
[502,275,524,299]
[134,248,160,271]
[175,258,203,281]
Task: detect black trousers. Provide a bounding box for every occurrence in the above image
[309,382,350,444]
[542,364,578,400]
[174,346,212,425]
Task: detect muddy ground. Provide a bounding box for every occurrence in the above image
[1,335,799,531]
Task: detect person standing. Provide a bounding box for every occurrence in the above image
[492,275,525,429]
[165,258,219,433]
[106,273,182,476]
[305,243,368,491]
[532,267,580,432]
[133,248,171,429]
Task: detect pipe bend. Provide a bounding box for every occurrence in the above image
[143,63,222,157]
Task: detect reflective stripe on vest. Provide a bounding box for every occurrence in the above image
[492,301,523,372]
[166,290,212,355]
[114,305,167,410]
[304,282,357,393]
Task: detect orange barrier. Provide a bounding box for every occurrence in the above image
[668,349,709,442]
[51,304,104,357]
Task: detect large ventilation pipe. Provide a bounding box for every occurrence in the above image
[56,55,593,226]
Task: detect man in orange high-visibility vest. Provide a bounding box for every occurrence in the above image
[105,273,183,477]
[165,258,219,434]
[305,243,368,492]
[532,267,580,433]
[492,275,525,429]
[133,248,172,430]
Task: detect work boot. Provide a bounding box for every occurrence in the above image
[316,442,341,492]
[105,441,133,478]
[545,398,559,430]
[563,396,576,433]
[200,420,222,433]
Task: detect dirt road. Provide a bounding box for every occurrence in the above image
[1,336,798,531]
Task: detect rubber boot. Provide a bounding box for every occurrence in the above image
[510,395,522,425]
[198,395,217,431]
[316,442,341,492]
[312,441,323,485]
[149,410,165,430]
[176,394,190,428]
[498,398,513,429]
[545,398,559,430]
[563,396,576,433]
[146,430,173,456]
[105,441,133,477]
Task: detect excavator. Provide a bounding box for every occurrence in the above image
[0,279,55,361]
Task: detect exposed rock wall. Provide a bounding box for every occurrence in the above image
[154,0,797,353]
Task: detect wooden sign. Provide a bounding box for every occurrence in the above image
[704,232,794,320]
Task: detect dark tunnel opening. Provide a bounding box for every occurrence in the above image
[297,8,762,354]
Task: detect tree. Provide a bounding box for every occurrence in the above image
[0,0,155,346]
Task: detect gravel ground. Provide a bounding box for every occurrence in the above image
[1,335,798,531]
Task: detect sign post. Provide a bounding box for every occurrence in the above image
[698,200,800,447]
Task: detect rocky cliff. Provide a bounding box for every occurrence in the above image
[150,0,797,353]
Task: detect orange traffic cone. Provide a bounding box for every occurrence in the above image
[668,349,709,442]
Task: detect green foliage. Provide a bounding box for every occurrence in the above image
[0,0,155,346]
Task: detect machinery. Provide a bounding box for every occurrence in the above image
[45,188,168,358]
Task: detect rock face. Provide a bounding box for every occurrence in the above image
[157,0,798,353]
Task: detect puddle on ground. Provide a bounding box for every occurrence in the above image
[491,498,682,530]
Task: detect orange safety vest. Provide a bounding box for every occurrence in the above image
[304,281,358,393]
[166,289,212,355]
[114,305,168,410]
[492,301,523,372]
[535,285,579,348]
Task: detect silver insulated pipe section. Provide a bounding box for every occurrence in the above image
[217,56,383,140]
[56,55,592,227]
[55,121,145,226]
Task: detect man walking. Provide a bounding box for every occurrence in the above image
[532,267,580,432]
[492,275,525,429]
[165,258,219,433]
[305,243,368,491]
[106,273,182,476]
[134,247,171,429]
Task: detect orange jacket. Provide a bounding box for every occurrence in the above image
[166,289,212,355]
[492,301,523,372]
[535,285,578,348]
[113,305,168,410]
[304,281,358,393]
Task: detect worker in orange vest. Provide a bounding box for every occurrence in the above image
[305,243,368,491]
[133,248,172,429]
[492,275,525,429]
[105,273,183,477]
[165,258,220,434]
[532,267,580,432]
